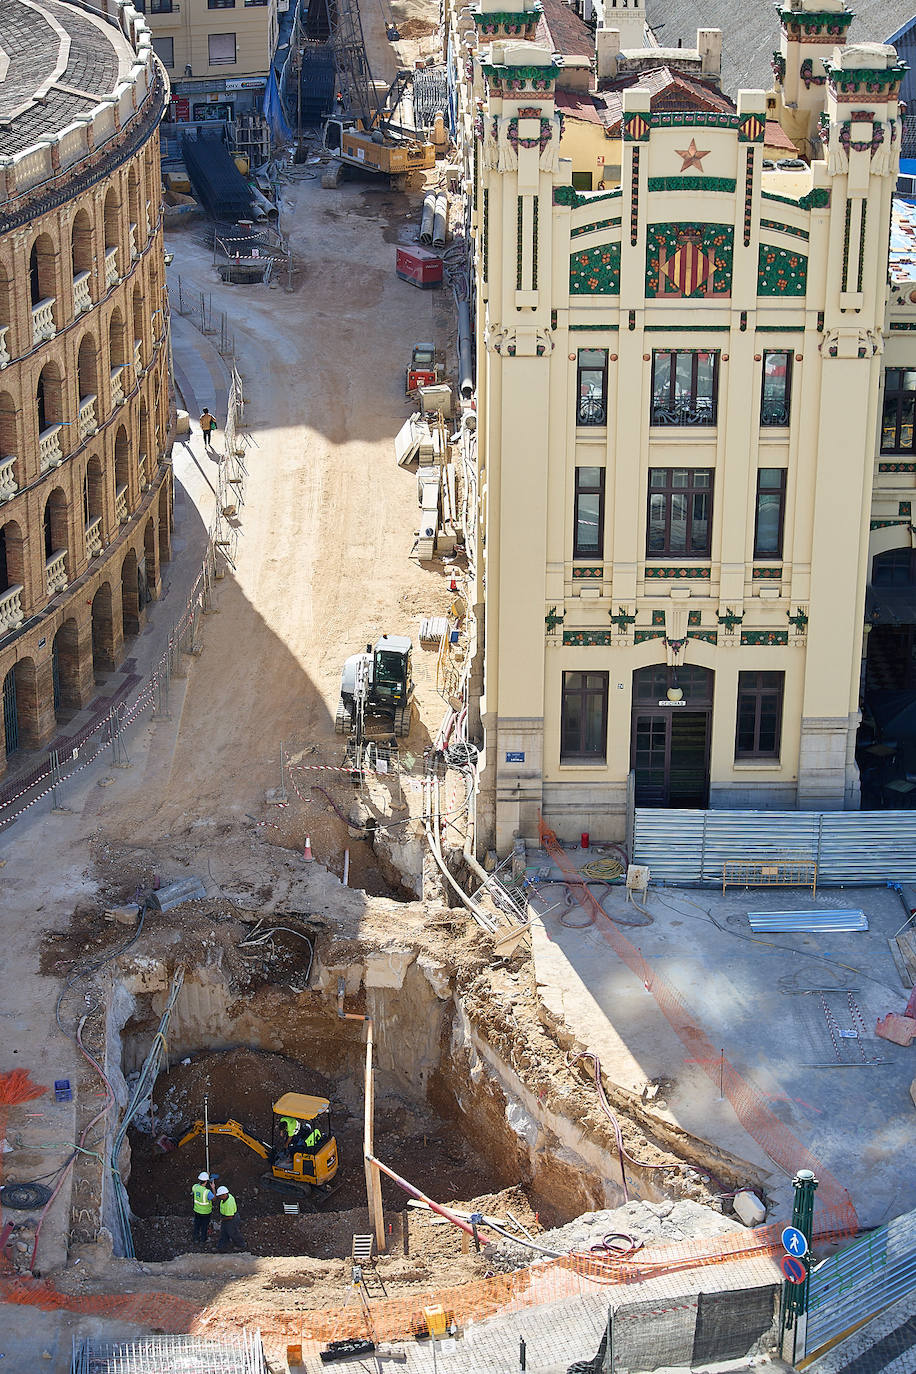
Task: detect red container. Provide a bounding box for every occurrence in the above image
[396,244,443,289]
[581,832,590,849]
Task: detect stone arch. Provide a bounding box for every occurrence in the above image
[0,518,25,593]
[84,456,104,525]
[120,547,140,637]
[29,232,56,307]
[103,186,120,251]
[77,333,98,400]
[0,259,11,340]
[36,360,64,435]
[91,581,116,674]
[114,424,130,514]
[108,306,126,369]
[0,390,18,480]
[138,397,151,484]
[143,515,158,599]
[52,617,83,716]
[158,476,172,562]
[43,486,68,565]
[132,283,144,359]
[71,208,93,278]
[3,657,37,757]
[127,165,142,244]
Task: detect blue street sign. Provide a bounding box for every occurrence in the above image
[505,751,525,763]
[781,1254,806,1285]
[782,1226,808,1258]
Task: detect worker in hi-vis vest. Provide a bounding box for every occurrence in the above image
[215,1185,247,1253]
[192,1171,214,1244]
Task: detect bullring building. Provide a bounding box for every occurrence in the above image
[0,0,172,776]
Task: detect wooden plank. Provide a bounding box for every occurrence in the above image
[888,937,913,990]
[896,930,916,987]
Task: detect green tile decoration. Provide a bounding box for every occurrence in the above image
[900,502,912,517]
[651,610,665,626]
[760,218,810,241]
[880,462,916,471]
[688,629,718,644]
[570,242,621,295]
[572,566,603,579]
[569,323,620,332]
[647,177,737,194]
[646,224,733,299]
[740,630,789,645]
[889,322,916,331]
[554,186,623,209]
[758,243,808,296]
[563,629,612,646]
[688,610,701,626]
[870,518,910,530]
[570,218,622,238]
[752,566,782,579]
[644,566,712,579]
[634,630,666,644]
[545,606,564,633]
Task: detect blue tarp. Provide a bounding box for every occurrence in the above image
[263,65,294,146]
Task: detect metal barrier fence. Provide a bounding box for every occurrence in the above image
[0,373,249,835]
[169,276,237,360]
[633,807,916,885]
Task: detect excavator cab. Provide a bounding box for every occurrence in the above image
[270,1092,339,1190]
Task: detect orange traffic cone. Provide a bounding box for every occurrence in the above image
[303,836,314,862]
[448,572,458,592]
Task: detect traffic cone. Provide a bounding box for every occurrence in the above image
[303,836,314,862]
[448,572,458,592]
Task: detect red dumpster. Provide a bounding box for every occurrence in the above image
[396,244,443,289]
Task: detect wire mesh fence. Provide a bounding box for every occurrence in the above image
[71,1330,267,1374]
[168,276,238,360]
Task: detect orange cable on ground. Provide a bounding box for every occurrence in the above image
[538,818,858,1238]
[0,1070,46,1187]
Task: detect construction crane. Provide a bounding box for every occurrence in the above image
[323,0,434,184]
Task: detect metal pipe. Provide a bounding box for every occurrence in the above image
[457,299,473,399]
[419,192,437,244]
[432,193,449,247]
[366,1152,479,1237]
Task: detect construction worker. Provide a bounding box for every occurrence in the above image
[215,1185,247,1253]
[192,1171,214,1244]
[278,1114,300,1141]
[301,1119,323,1150]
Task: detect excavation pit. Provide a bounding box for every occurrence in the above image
[125,1046,526,1261]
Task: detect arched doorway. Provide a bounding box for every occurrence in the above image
[143,517,157,596]
[4,657,37,754]
[158,478,171,562]
[91,582,115,674]
[3,663,20,757]
[631,664,714,808]
[52,619,81,717]
[121,549,140,637]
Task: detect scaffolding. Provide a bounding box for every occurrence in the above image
[71,1331,267,1374]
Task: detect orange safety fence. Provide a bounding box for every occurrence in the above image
[0,1226,784,1349]
[538,819,858,1239]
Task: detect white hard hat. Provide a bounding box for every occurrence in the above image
[216,1185,229,1196]
[198,1172,210,1182]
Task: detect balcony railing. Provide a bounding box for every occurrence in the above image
[129,223,139,260]
[39,423,63,471]
[31,297,56,345]
[110,365,125,407]
[133,338,143,378]
[0,324,9,367]
[105,247,119,287]
[0,583,24,635]
[85,516,103,559]
[115,484,128,524]
[761,402,791,427]
[73,270,92,314]
[78,395,99,442]
[145,201,152,236]
[45,549,68,597]
[139,452,149,489]
[577,395,607,426]
[650,398,717,427]
[0,455,16,502]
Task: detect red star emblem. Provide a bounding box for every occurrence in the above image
[675,138,710,171]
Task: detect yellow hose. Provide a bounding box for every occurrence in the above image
[580,857,625,882]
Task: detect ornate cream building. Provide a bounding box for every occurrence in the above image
[0,0,172,777]
[448,0,916,849]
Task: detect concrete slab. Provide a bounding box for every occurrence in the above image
[530,847,916,1231]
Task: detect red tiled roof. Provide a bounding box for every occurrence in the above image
[764,119,797,152]
[596,66,736,134]
[536,0,595,59]
[554,87,604,124]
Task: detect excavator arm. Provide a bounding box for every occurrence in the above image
[177,1118,270,1159]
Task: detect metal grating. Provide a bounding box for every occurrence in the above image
[793,991,888,1067]
[71,1331,266,1374]
[804,1208,916,1358]
[633,808,916,885]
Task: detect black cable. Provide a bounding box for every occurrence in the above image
[55,899,149,1036]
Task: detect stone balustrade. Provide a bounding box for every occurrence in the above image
[31,297,56,344]
[78,394,98,441]
[0,325,9,367]
[45,549,67,597]
[85,515,103,559]
[0,583,24,635]
[39,423,63,470]
[73,270,92,314]
[110,364,125,406]
[133,338,143,378]
[105,247,119,288]
[129,223,138,260]
[115,483,128,523]
[0,455,16,502]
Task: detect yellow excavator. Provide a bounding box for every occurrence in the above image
[177,1093,341,1205]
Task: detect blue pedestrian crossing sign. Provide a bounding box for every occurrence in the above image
[782,1226,808,1258]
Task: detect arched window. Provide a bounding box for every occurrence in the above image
[77,335,98,401]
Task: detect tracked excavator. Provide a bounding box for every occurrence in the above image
[322,0,434,185]
[176,1093,341,1206]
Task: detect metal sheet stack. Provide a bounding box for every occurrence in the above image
[747,909,868,932]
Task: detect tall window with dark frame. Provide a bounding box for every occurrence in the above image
[561,671,608,762]
[576,349,608,426]
[647,468,712,558]
[573,467,605,560]
[753,468,786,559]
[651,350,718,426]
[760,351,792,426]
[735,671,784,759]
[881,368,916,454]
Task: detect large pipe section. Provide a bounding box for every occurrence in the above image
[432,193,449,247]
[457,298,473,399]
[419,192,436,244]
